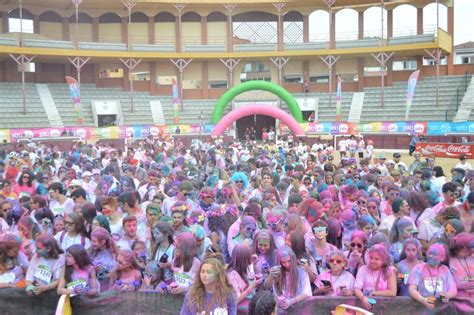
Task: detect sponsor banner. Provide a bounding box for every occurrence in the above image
[303,122,331,134]
[3,122,473,143]
[330,122,355,135]
[416,142,473,159]
[427,121,474,135]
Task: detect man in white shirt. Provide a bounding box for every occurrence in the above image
[116,216,141,250]
[338,136,347,159]
[48,182,74,217]
[455,154,472,172]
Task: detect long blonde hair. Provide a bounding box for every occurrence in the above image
[187,257,234,312]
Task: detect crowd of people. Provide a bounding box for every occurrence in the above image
[0,135,472,315]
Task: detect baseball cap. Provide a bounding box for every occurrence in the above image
[378,154,386,160]
[69,179,81,187]
[92,169,101,175]
[82,171,92,177]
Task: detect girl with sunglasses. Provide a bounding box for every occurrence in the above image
[345,231,368,277]
[13,171,36,197]
[308,220,337,276]
[314,250,355,297]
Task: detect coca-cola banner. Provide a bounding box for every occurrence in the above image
[416,142,474,159]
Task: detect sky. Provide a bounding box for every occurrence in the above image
[308,0,473,45]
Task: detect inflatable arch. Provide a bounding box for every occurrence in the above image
[211,104,305,137]
[211,80,304,124]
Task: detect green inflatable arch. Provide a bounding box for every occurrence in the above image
[211,80,304,124]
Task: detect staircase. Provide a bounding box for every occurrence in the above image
[36,84,64,127]
[453,76,474,122]
[348,92,365,123]
[149,100,166,125]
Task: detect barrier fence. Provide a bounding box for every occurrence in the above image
[0,288,467,315]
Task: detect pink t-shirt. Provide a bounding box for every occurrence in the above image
[449,256,474,298]
[354,265,395,295]
[315,270,355,296]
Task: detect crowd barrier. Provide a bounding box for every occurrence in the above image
[0,288,468,315]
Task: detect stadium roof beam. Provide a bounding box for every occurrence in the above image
[319,55,339,109]
[10,54,35,115]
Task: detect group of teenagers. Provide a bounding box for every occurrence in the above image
[0,136,472,315]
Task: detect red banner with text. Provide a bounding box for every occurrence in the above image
[416,142,473,158]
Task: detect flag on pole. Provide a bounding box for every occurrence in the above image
[336,75,342,122]
[172,78,180,125]
[65,76,83,125]
[405,70,420,121]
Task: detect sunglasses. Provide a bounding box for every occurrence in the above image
[235,180,243,183]
[351,242,364,249]
[313,227,327,233]
[389,192,400,197]
[367,205,377,210]
[181,192,190,197]
[268,221,281,228]
[329,258,343,264]
[357,200,367,205]
[22,176,30,179]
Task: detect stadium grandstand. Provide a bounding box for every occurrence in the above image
[0,0,472,146]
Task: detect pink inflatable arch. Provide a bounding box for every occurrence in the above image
[211,104,305,137]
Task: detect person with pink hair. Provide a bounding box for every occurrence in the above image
[110,248,141,291]
[354,244,397,310]
[264,246,311,311]
[448,232,474,313]
[227,243,262,313]
[408,244,457,310]
[314,249,355,297]
[266,206,287,248]
[89,227,119,292]
[169,232,200,294]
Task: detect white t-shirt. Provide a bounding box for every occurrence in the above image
[26,254,65,286]
[417,219,442,242]
[338,140,347,151]
[49,198,75,216]
[54,231,91,251]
